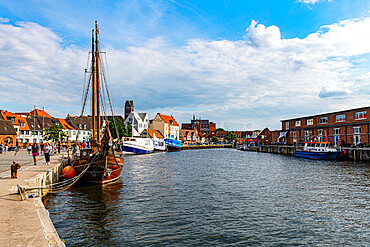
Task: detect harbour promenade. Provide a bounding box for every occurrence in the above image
[0,149,64,246]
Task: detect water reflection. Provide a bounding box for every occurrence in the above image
[45,149,370,246]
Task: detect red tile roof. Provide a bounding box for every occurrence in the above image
[29,109,52,118]
[159,114,179,126]
[58,118,75,130]
[147,129,164,139]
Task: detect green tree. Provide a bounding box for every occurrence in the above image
[211,136,219,143]
[216,128,225,132]
[225,131,237,142]
[109,117,126,139]
[43,123,67,142]
[125,122,132,137]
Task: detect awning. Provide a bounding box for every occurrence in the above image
[237,139,245,142]
[277,131,288,140]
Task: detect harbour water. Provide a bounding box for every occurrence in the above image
[44,149,370,246]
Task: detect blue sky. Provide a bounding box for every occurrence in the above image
[0,0,370,130]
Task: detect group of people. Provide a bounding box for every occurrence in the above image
[27,143,52,165]
[0,143,9,154]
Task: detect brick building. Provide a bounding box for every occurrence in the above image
[280,106,369,146]
[0,119,17,146]
[181,115,216,141]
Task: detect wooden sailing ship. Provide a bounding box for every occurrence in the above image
[66,21,123,184]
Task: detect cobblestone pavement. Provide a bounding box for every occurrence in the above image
[0,149,60,173]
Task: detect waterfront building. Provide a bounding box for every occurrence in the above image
[125,112,149,136]
[151,113,180,140]
[279,106,369,146]
[65,115,92,142]
[216,131,228,143]
[180,128,199,144]
[181,115,216,141]
[0,119,17,146]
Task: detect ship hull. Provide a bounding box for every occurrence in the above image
[74,155,124,184]
[295,151,339,160]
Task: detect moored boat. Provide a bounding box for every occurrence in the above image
[295,142,340,160]
[153,139,166,151]
[165,138,182,152]
[65,21,123,184]
[122,137,154,154]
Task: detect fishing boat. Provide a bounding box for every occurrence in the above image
[295,142,340,160]
[153,139,166,151]
[65,21,123,184]
[122,137,154,154]
[165,138,182,152]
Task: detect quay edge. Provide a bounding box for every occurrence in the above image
[0,153,65,247]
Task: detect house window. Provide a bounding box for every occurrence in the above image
[306,119,313,125]
[285,122,290,129]
[292,131,297,144]
[353,127,361,145]
[336,114,345,122]
[317,129,323,142]
[304,130,310,142]
[20,122,25,127]
[355,111,367,120]
[295,121,301,127]
[353,126,361,134]
[319,117,328,124]
[334,128,340,147]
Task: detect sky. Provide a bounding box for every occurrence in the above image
[0,0,370,130]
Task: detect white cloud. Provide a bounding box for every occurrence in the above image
[0,17,370,130]
[298,0,332,4]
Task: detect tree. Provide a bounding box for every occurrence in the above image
[225,131,237,142]
[125,122,132,137]
[211,136,219,143]
[109,117,126,139]
[216,128,225,133]
[109,118,133,139]
[43,123,67,142]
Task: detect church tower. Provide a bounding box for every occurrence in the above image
[124,100,134,120]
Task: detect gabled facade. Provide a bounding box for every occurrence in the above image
[180,128,199,144]
[125,112,149,137]
[150,113,180,140]
[65,115,92,142]
[0,120,17,146]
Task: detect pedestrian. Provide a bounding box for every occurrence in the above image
[31,143,39,165]
[4,143,8,153]
[0,143,3,154]
[43,143,51,165]
[27,144,32,155]
[40,143,44,154]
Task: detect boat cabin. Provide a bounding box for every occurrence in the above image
[302,142,337,152]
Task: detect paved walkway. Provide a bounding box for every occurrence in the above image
[0,150,64,247]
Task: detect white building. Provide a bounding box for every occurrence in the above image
[124,112,149,137]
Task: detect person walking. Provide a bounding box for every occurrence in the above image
[32,143,39,165]
[43,143,51,165]
[27,144,32,155]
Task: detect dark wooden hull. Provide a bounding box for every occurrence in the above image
[73,155,124,184]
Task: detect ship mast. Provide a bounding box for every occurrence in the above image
[91,29,96,140]
[95,21,101,143]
